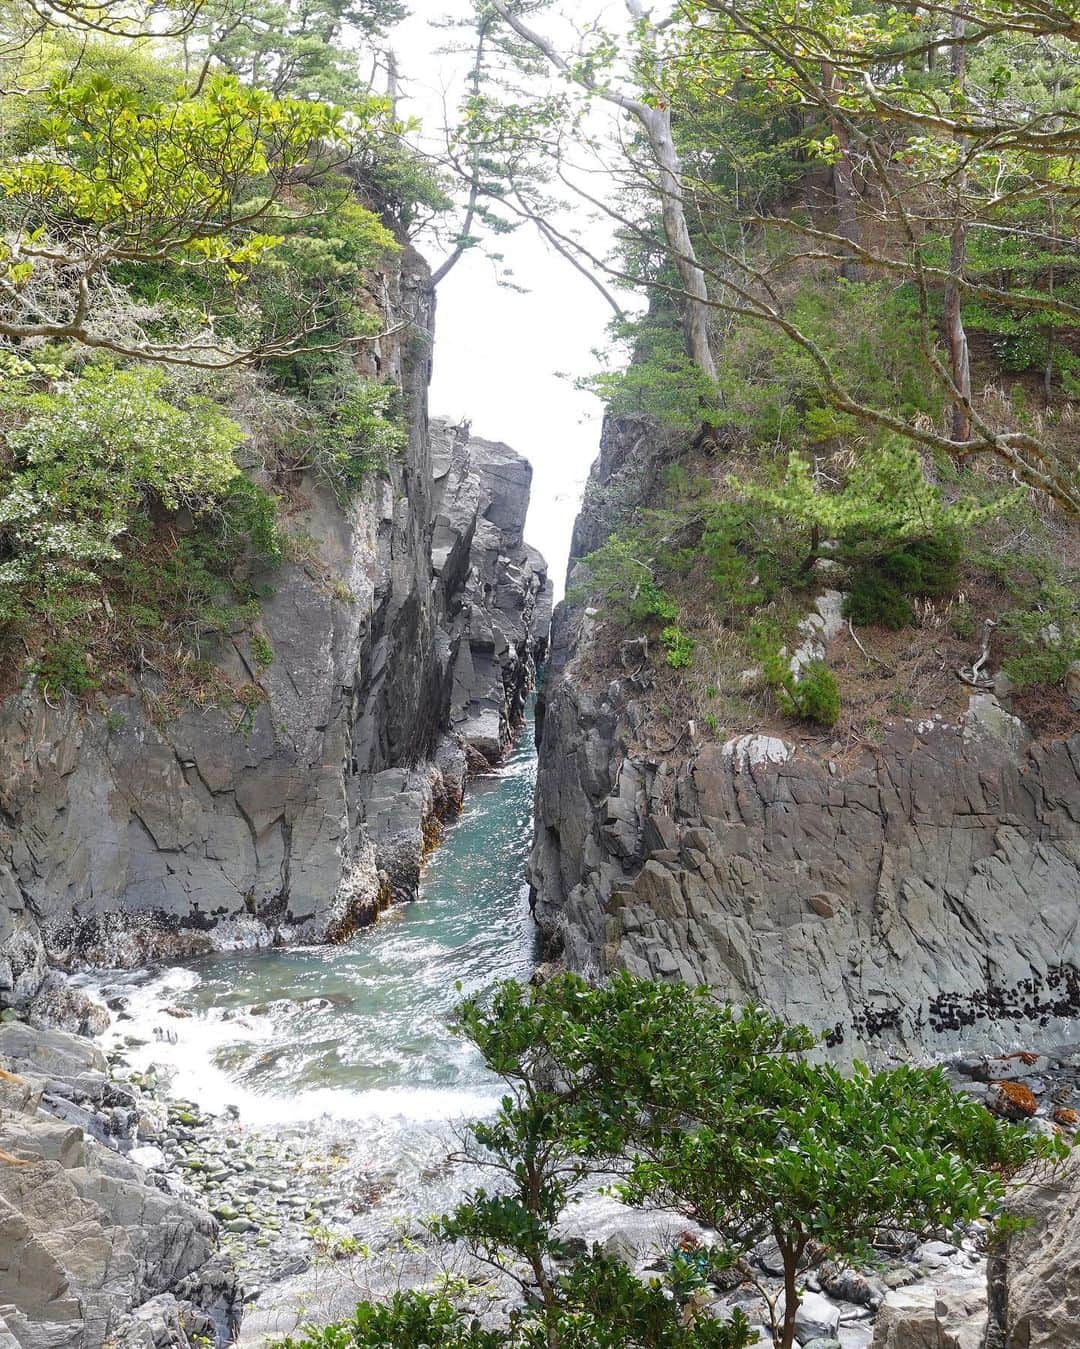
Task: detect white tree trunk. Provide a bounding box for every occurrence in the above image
[641,105,717,381]
[488,0,717,382]
[944,6,972,442]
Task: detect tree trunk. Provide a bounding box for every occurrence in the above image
[642,105,717,381]
[488,0,717,379]
[943,6,972,443]
[779,1247,801,1349]
[820,61,862,282]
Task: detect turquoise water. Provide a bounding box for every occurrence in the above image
[94,719,540,1205]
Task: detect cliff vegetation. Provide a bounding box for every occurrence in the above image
[0,0,444,712]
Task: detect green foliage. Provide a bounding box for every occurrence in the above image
[999,578,1080,688]
[0,365,244,595]
[0,67,350,305]
[790,658,841,726]
[251,633,274,667]
[577,535,679,628]
[737,444,1009,573]
[192,0,407,107]
[844,534,962,631]
[661,625,695,670]
[311,375,408,492]
[0,363,281,696]
[971,520,1080,689]
[699,500,794,609]
[749,620,840,726]
[582,320,722,433]
[273,1289,503,1349]
[446,973,1058,1349]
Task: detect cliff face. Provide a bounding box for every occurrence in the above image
[531,415,1080,1061]
[0,250,550,1002]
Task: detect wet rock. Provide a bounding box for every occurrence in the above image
[0,1022,242,1347]
[791,1291,842,1343]
[963,1053,1049,1083]
[25,971,110,1037]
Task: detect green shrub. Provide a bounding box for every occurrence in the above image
[749,619,841,726]
[1000,580,1080,688]
[0,365,244,595]
[444,973,1055,1349]
[0,363,284,697]
[577,534,679,627]
[661,625,695,669]
[274,1289,503,1349]
[700,500,794,608]
[34,638,99,698]
[789,658,841,726]
[580,318,723,433]
[843,533,961,630]
[251,634,274,667]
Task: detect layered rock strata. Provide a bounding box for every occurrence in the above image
[531,414,1080,1060]
[0,249,550,1002]
[0,1022,240,1349]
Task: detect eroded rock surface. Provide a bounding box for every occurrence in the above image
[531,414,1080,1059]
[985,1154,1080,1347]
[0,250,549,999]
[0,1023,237,1349]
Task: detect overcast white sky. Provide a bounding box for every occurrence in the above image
[394,3,628,595]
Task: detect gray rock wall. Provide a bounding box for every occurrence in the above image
[0,251,549,998]
[531,415,1080,1061]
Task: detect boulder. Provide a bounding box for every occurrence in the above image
[871,1268,987,1348]
[985,1154,1080,1347]
[794,1291,842,1343]
[0,1025,235,1348]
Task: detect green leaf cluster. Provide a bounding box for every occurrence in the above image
[441,973,1059,1349]
[575,534,679,628]
[0,363,281,696]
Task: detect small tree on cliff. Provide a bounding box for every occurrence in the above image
[277,974,1059,1349]
[448,974,1057,1349]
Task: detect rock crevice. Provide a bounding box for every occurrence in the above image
[0,252,551,998]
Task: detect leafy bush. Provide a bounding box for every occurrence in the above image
[440,973,1055,1349]
[313,375,408,492]
[0,363,282,696]
[843,533,962,630]
[661,625,695,669]
[581,319,723,433]
[577,534,679,627]
[789,658,841,725]
[749,620,840,726]
[699,500,797,608]
[0,365,243,593]
[999,578,1080,688]
[274,1289,504,1348]
[251,634,275,668]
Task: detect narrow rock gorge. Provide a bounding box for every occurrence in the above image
[0,247,550,1019]
[1,0,1078,1343]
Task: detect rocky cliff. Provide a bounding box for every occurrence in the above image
[0,1022,244,1349]
[531,414,1080,1061]
[0,248,551,1009]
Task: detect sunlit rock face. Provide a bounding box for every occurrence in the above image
[0,252,550,989]
[530,413,1080,1061]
